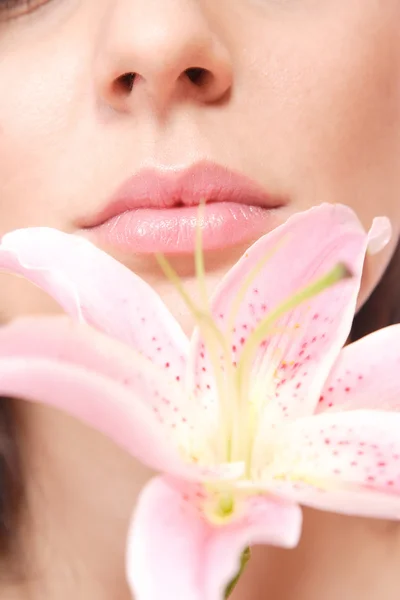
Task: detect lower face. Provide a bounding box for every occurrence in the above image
[0,0,399,333]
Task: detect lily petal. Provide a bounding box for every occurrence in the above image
[0,316,193,430]
[268,410,400,519]
[0,356,183,476]
[190,204,368,421]
[0,228,188,375]
[0,316,240,481]
[127,476,302,600]
[317,324,400,413]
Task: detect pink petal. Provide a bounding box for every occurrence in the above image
[0,316,241,482]
[0,360,181,476]
[127,476,302,600]
[268,411,400,519]
[190,204,369,423]
[0,316,192,431]
[0,228,188,375]
[367,216,392,255]
[317,324,400,413]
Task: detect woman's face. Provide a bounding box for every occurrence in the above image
[0,0,400,328]
[1,1,400,596]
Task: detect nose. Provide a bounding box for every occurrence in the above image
[96,1,233,115]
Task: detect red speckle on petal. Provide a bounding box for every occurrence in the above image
[328,387,334,393]
[240,337,246,345]
[165,362,170,368]
[367,476,375,483]
[324,438,330,445]
[377,461,386,468]
[176,376,180,381]
[313,313,320,320]
[387,481,395,487]
[345,387,351,393]
[319,396,324,403]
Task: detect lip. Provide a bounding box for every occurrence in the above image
[82,161,287,254]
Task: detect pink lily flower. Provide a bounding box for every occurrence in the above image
[0,203,397,600]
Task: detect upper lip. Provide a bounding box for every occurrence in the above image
[83,160,286,228]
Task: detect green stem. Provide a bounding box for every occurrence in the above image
[225,547,251,598]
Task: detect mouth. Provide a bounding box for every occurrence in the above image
[81,161,287,254]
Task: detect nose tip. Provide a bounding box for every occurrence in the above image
[97,6,233,115]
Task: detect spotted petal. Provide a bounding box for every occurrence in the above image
[317,324,400,413]
[0,316,232,480]
[267,411,400,519]
[189,205,369,425]
[0,228,188,377]
[127,476,302,600]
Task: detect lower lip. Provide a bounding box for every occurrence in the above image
[84,203,281,254]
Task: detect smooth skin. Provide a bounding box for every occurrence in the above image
[0,1,400,599]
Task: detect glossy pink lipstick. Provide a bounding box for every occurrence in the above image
[82,162,286,254]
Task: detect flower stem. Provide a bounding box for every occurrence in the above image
[225,547,251,598]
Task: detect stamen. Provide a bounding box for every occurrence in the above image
[195,199,209,311]
[232,263,352,462]
[238,263,352,392]
[156,245,233,459]
[226,235,289,344]
[155,253,199,317]
[192,203,238,459]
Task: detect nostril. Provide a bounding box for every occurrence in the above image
[184,67,210,86]
[115,72,137,94]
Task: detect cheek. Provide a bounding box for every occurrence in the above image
[240,7,400,228]
[0,32,95,233]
